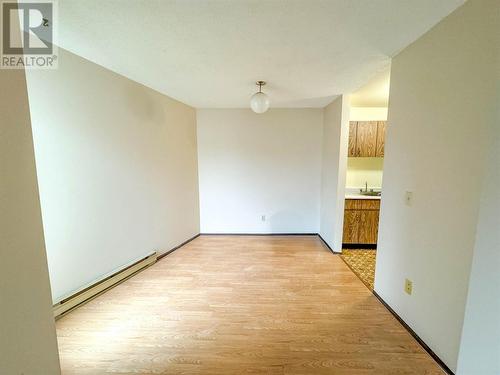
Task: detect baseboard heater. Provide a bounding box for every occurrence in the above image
[53,252,157,319]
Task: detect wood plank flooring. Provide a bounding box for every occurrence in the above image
[56,235,444,374]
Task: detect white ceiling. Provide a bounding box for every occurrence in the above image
[57,0,464,108]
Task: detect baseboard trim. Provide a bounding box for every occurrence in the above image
[342,243,377,249]
[54,234,201,318]
[317,234,341,254]
[53,252,157,319]
[200,233,317,236]
[372,291,455,375]
[157,233,201,260]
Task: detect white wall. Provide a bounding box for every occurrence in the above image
[26,48,200,303]
[374,0,498,372]
[0,68,60,373]
[457,22,500,373]
[197,109,323,234]
[319,96,349,250]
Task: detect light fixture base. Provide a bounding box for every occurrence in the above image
[250,80,270,113]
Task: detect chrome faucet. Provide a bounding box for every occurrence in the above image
[360,181,368,193]
[359,181,381,196]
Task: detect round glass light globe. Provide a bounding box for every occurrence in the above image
[250,92,270,114]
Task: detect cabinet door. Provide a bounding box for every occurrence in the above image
[355,121,378,157]
[358,210,379,244]
[348,122,357,157]
[342,210,360,244]
[376,121,386,157]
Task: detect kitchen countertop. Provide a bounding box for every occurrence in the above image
[345,188,382,200]
[345,193,381,200]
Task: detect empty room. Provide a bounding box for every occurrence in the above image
[1,1,498,374]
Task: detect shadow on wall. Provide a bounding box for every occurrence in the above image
[124,85,166,125]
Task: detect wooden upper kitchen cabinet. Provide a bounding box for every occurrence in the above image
[343,199,380,245]
[355,121,378,157]
[348,122,358,157]
[348,121,386,157]
[375,121,386,157]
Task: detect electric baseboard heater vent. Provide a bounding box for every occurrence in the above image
[53,252,157,319]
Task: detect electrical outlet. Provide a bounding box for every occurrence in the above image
[261,215,266,222]
[405,191,413,206]
[404,279,413,295]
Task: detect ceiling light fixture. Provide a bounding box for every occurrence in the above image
[250,81,270,114]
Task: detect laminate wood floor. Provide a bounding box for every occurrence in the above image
[56,235,444,374]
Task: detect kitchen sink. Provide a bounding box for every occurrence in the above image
[359,190,382,196]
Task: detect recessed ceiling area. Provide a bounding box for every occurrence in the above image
[58,0,464,108]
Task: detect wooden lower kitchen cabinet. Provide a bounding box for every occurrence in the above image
[359,210,379,244]
[343,210,360,244]
[342,199,380,245]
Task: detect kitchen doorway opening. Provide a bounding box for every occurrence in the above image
[340,69,390,290]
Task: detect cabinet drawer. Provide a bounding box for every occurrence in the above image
[345,199,362,209]
[360,200,380,210]
[345,199,380,210]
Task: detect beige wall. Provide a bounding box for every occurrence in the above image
[457,3,500,372]
[0,69,60,373]
[375,0,498,372]
[197,108,323,233]
[26,48,200,302]
[319,96,350,250]
[346,158,384,189]
[457,106,500,374]
[350,107,387,121]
